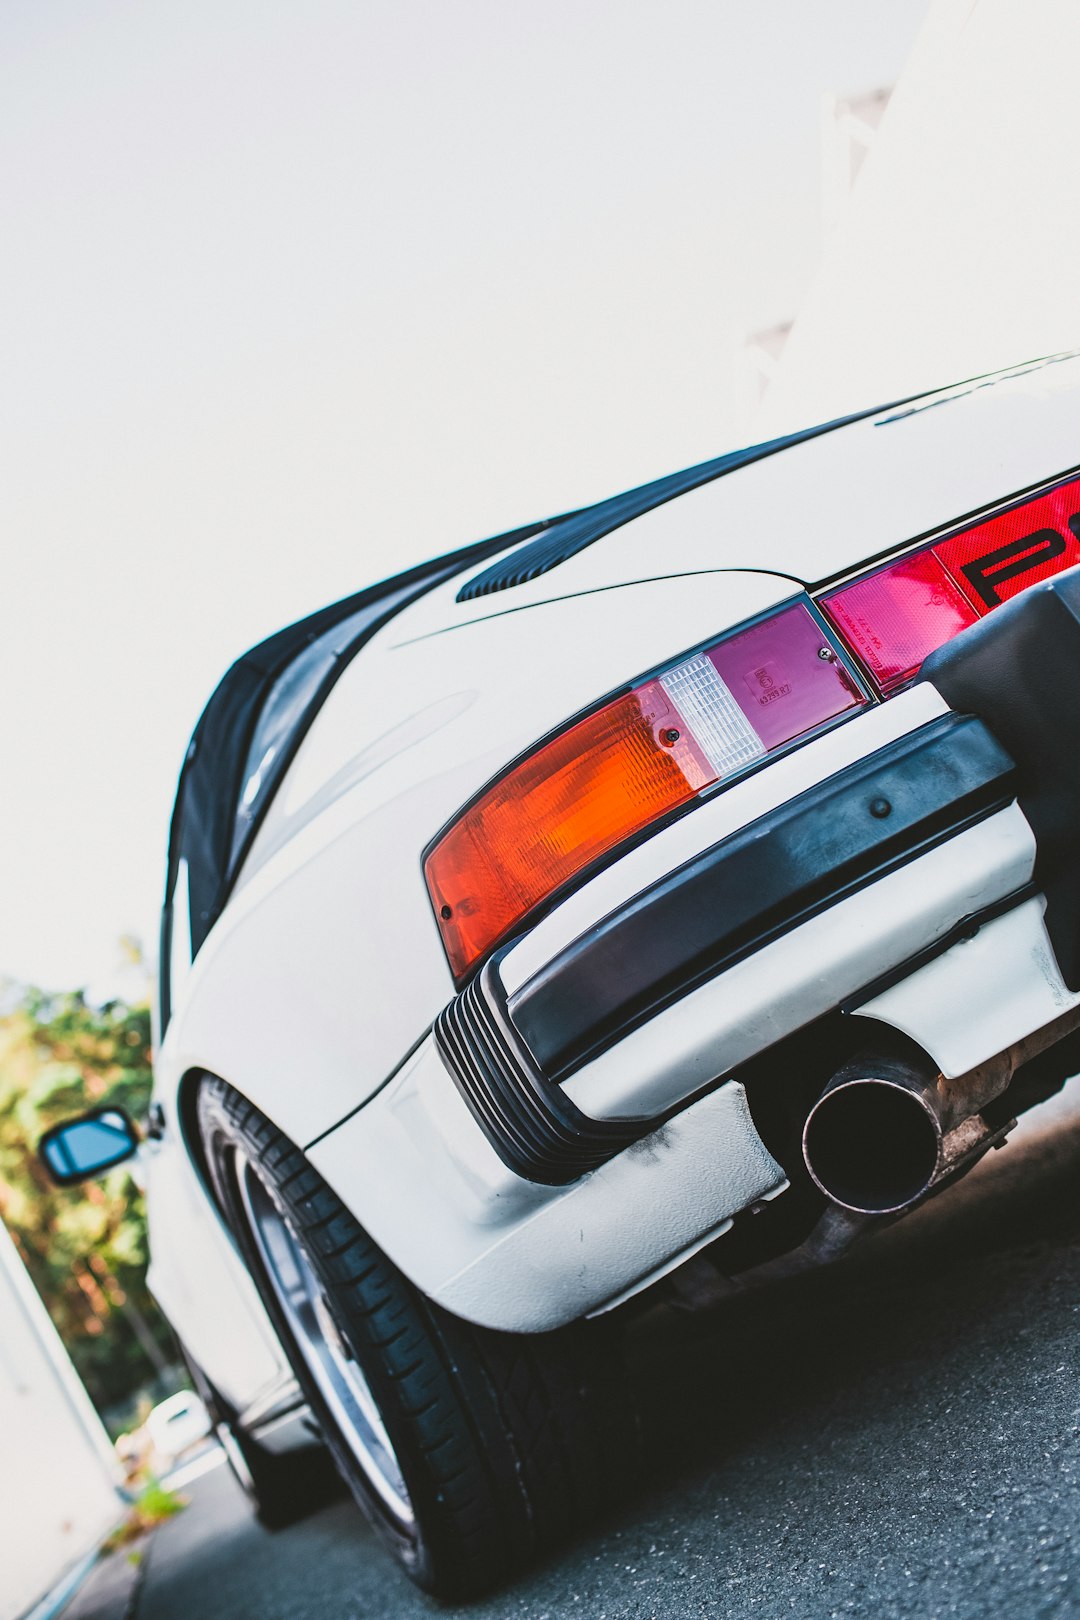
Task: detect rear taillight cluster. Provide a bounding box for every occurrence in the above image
[427,471,1080,978]
[425,603,866,977]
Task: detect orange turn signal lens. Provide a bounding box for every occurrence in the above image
[424,680,717,979]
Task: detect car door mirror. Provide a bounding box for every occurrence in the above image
[38,1107,140,1186]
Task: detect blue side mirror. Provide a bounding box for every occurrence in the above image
[38,1107,140,1186]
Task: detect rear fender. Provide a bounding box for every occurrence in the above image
[158,569,799,1148]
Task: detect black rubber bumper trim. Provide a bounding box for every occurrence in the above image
[433,958,644,1185]
[509,712,1016,1080]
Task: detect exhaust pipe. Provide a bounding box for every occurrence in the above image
[801,1046,955,1216]
[802,1003,1080,1217]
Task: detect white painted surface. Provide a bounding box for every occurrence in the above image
[0,1222,119,1620]
[309,1051,785,1332]
[161,358,1080,1154]
[855,896,1080,1076]
[159,357,1080,1158]
[163,568,798,1148]
[151,359,1080,1376]
[305,796,1034,1333]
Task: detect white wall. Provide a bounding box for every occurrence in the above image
[757,0,1080,432]
[0,1223,120,1620]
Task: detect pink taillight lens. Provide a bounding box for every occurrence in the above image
[821,552,980,695]
[709,602,866,748]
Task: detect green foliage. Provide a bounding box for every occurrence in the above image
[103,1478,188,1552]
[0,984,179,1425]
[132,1477,188,1521]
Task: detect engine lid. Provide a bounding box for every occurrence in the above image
[393,353,1080,645]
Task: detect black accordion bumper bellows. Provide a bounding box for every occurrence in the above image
[433,961,645,1186]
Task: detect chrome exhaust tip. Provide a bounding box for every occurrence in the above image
[801,1073,942,1216]
[801,1004,1080,1220]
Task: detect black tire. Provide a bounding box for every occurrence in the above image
[197,1075,637,1597]
[180,1344,340,1529]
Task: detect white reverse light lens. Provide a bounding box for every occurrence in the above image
[659,653,766,777]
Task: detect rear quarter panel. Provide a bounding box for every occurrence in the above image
[156,568,798,1147]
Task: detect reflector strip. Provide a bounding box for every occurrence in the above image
[659,654,766,777]
[933,475,1080,611]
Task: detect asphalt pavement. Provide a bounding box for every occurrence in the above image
[71,1081,1080,1620]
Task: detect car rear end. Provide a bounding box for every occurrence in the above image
[306,355,1080,1330]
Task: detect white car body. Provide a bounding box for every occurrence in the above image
[144,354,1080,1421]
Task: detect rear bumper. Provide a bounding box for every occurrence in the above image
[435,712,1016,1184]
[436,568,1080,1189]
[309,865,1072,1332]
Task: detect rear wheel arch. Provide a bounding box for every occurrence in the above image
[193,1073,638,1597]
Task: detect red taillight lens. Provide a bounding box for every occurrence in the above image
[820,552,979,695]
[823,473,1080,695]
[426,602,864,976]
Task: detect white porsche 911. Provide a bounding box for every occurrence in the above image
[42,353,1080,1595]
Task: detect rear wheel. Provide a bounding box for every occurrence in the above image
[197,1076,637,1597]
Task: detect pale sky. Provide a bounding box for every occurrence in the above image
[757,0,1080,432]
[0,0,927,993]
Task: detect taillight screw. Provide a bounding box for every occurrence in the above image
[440,904,453,920]
[817,646,835,661]
[661,728,680,746]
